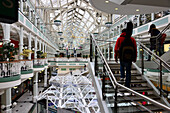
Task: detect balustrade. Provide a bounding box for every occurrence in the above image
[20,60,33,74]
[0,61,20,78]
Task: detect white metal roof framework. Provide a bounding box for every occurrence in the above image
[32,0,110,48]
[37,71,100,113]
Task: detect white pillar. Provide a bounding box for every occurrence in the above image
[137,15,140,26]
[151,13,155,21]
[4,88,12,113]
[108,30,110,60]
[28,33,32,60]
[2,24,11,43]
[29,9,32,20]
[44,68,47,87]
[19,26,23,60]
[20,0,23,12]
[35,16,37,26]
[33,72,38,103]
[34,37,37,59]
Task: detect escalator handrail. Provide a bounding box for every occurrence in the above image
[91,34,170,111]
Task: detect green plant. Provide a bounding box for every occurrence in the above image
[0,42,18,61]
[36,51,43,58]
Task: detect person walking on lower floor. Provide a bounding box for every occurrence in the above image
[84,64,86,71]
[114,22,137,88]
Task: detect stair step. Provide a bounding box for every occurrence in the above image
[111,68,137,71]
[99,73,141,77]
[104,80,146,84]
[113,104,165,113]
[105,87,153,94]
[114,73,141,77]
[106,88,115,93]
[108,95,159,103]
[119,87,153,93]
[118,80,147,84]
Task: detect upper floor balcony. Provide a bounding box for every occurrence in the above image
[20,60,33,79]
[0,61,21,89]
[33,58,48,72]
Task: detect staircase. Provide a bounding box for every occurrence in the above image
[100,61,169,113]
[89,34,170,113]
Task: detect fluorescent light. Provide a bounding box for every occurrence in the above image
[136,9,140,12]
[105,1,109,3]
[115,8,118,10]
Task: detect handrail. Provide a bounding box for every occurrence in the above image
[96,39,116,43]
[90,35,170,111]
[156,23,170,40]
[137,41,170,71]
[136,23,170,40]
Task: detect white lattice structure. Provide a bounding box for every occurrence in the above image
[37,70,101,113]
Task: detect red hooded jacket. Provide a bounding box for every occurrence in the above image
[114,32,137,62]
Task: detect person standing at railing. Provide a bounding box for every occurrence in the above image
[114,22,137,88]
[148,24,162,61]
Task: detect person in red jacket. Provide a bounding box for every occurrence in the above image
[114,22,137,88]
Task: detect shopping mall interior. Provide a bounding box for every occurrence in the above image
[0,0,170,113]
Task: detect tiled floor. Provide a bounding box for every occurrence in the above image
[12,91,34,113]
[12,84,45,113]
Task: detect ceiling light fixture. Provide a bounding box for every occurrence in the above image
[115,8,118,10]
[93,33,99,37]
[105,22,112,28]
[105,1,109,3]
[54,20,61,26]
[58,32,63,36]
[136,9,140,12]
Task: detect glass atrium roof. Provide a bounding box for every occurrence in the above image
[31,0,109,48]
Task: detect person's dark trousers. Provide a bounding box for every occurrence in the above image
[158,43,163,56]
[120,61,132,88]
[148,47,154,61]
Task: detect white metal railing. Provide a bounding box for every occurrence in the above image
[0,61,20,78]
[55,58,88,62]
[33,59,45,66]
[44,58,48,65]
[20,60,33,71]
[48,58,56,62]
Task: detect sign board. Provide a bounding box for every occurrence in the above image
[0,0,18,24]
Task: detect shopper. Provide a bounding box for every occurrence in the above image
[114,21,137,88]
[84,64,86,71]
[148,24,162,60]
[70,70,72,75]
[74,47,77,57]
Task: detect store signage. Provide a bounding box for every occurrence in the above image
[0,0,18,24]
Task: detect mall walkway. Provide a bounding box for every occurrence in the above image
[12,84,45,113]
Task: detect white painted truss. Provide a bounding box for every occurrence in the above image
[37,70,101,113]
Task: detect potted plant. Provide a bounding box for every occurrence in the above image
[0,42,18,61]
[20,49,32,59]
[37,51,43,58]
[37,51,47,58]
